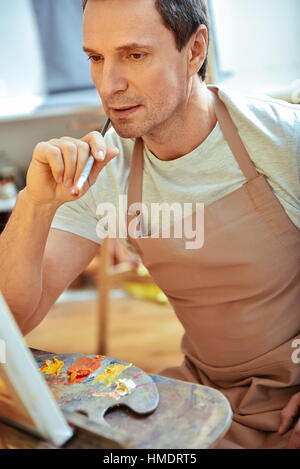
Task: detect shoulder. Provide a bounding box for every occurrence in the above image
[215,86,300,220]
[217,85,300,144]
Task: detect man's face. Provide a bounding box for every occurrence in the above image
[83,0,191,138]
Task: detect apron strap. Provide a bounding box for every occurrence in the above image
[126,86,260,231]
[127,137,144,239]
[208,85,259,182]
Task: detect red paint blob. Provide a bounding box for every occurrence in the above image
[67,356,103,384]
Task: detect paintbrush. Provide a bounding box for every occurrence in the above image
[72,117,111,195]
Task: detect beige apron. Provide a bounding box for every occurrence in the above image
[126,86,300,449]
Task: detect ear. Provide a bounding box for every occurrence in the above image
[187,25,208,78]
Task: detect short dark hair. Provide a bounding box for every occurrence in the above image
[82,0,209,81]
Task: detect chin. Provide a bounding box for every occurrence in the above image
[111,121,145,139]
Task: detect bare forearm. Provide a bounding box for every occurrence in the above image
[0,128,114,332]
[0,189,58,328]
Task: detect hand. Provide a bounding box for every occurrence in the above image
[278,392,300,449]
[110,239,140,269]
[25,131,119,208]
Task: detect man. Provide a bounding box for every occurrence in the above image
[0,0,299,449]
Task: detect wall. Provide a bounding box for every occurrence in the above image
[211,0,300,97]
[0,0,46,112]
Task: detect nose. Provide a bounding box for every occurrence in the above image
[97,59,128,99]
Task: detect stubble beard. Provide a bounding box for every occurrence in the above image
[111,99,184,140]
[111,114,159,139]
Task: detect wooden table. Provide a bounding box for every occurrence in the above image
[0,351,232,449]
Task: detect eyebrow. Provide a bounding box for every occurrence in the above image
[83,43,153,54]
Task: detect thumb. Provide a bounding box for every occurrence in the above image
[278,411,294,435]
[105,146,120,161]
[86,146,119,186]
[82,130,119,163]
[92,145,119,169]
[278,393,300,434]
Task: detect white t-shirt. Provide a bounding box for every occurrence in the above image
[51,85,300,249]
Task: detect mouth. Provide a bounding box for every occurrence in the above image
[109,104,141,118]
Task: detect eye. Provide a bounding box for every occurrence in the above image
[88,55,103,64]
[129,53,146,60]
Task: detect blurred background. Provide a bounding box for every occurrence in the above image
[0,0,299,373]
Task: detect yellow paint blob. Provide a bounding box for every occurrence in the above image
[91,378,136,400]
[93,363,132,386]
[40,356,64,376]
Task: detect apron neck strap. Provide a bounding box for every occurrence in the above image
[208,85,259,182]
[127,137,144,236]
[127,86,259,225]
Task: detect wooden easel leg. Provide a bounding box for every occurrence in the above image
[97,238,110,355]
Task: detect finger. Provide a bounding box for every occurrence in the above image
[129,254,140,269]
[82,131,119,162]
[71,144,120,197]
[86,148,119,187]
[287,419,300,449]
[73,141,91,184]
[34,142,65,184]
[58,140,78,187]
[278,393,300,435]
[50,137,91,189]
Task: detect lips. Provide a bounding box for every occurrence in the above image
[111,105,138,110]
[109,104,141,118]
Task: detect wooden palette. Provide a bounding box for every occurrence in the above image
[34,350,159,428]
[0,293,73,446]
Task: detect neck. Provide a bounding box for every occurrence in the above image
[142,80,217,161]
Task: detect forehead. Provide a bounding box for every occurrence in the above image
[83,0,173,50]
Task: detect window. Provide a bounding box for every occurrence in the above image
[209,0,300,101]
[32,0,94,93]
[0,0,96,117]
